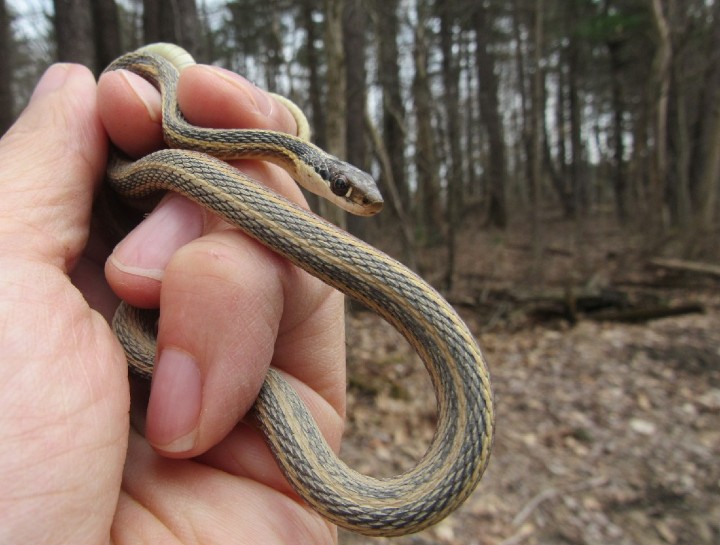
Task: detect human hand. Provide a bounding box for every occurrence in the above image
[0,62,345,544]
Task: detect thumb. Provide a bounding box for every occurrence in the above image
[0,63,107,268]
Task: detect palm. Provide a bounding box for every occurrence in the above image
[116,431,333,543]
[0,62,344,545]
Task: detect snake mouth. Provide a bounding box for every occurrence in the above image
[362,195,384,216]
[345,190,383,216]
[351,184,383,216]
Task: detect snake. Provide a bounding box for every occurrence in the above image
[105,43,494,537]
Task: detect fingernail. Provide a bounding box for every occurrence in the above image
[31,64,72,102]
[147,348,202,453]
[110,195,203,281]
[202,65,273,116]
[118,69,162,123]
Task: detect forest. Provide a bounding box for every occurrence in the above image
[2,0,719,262]
[1,1,719,544]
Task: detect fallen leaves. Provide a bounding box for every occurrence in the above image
[338,309,720,544]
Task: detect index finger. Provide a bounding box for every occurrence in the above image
[99,59,348,465]
[97,64,298,158]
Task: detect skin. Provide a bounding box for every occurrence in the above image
[0,62,346,544]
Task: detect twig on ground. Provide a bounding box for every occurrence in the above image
[501,476,609,544]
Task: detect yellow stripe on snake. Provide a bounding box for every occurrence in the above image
[106,43,494,537]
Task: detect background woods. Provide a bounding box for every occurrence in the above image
[1,2,720,544]
[2,0,719,279]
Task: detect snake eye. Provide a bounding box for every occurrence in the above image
[330,174,351,197]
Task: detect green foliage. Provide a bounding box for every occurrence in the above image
[577,10,647,43]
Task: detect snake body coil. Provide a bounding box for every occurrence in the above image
[106,44,494,536]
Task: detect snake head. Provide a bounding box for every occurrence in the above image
[322,158,383,216]
[268,135,384,216]
[306,154,383,216]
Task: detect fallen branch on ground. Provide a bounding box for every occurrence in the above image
[649,258,720,278]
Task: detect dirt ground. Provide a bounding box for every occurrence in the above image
[337,216,720,545]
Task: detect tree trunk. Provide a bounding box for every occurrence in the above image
[264,2,283,92]
[324,0,345,160]
[365,111,416,270]
[462,37,480,196]
[143,0,202,60]
[566,1,585,215]
[474,2,507,228]
[321,0,346,229]
[438,0,462,289]
[342,0,367,171]
[628,96,652,218]
[91,0,121,73]
[0,0,13,134]
[692,0,720,229]
[53,0,96,67]
[530,0,545,284]
[555,62,574,216]
[374,0,408,205]
[412,1,442,244]
[607,37,627,223]
[565,1,589,273]
[511,0,531,208]
[303,1,326,150]
[667,67,692,227]
[343,0,371,239]
[696,91,720,229]
[143,0,161,44]
[648,0,672,230]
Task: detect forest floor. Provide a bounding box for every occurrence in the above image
[337,214,720,545]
